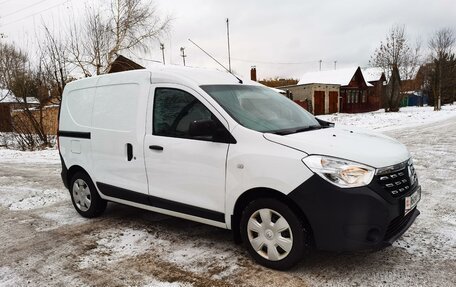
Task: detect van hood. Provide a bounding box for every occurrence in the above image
[263,127,410,168]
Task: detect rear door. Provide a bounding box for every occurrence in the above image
[144,85,230,224]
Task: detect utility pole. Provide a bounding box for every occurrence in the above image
[180,47,187,66]
[438,64,442,110]
[334,61,337,70]
[226,18,232,72]
[160,43,165,65]
[319,60,322,71]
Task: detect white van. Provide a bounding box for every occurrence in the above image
[58,66,421,270]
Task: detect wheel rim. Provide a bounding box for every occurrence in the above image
[247,208,293,261]
[72,179,91,212]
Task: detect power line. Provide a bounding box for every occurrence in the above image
[1,0,52,19]
[0,0,70,27]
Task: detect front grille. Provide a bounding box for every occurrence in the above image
[384,208,415,240]
[376,160,417,198]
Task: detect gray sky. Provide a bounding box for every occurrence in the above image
[1,0,455,79]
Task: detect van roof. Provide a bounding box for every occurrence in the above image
[66,65,260,89]
[148,65,260,86]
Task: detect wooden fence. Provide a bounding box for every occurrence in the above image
[11,106,59,135]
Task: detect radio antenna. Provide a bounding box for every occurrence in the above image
[188,38,243,84]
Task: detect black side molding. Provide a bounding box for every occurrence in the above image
[96,182,225,223]
[58,130,91,139]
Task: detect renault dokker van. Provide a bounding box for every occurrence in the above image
[58,66,421,269]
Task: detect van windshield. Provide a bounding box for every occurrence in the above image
[200,85,320,134]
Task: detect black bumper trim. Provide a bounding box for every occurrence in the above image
[384,208,420,244]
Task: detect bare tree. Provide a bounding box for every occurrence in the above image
[37,24,72,104]
[370,25,421,112]
[428,28,456,110]
[0,42,52,149]
[68,0,171,76]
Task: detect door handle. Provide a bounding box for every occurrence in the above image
[126,143,133,161]
[149,145,164,151]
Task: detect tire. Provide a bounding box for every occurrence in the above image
[70,172,107,218]
[240,198,308,270]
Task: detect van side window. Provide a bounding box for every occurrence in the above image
[153,88,213,139]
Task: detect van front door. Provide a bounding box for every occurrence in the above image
[144,86,230,225]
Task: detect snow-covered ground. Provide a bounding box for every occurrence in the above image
[318,105,456,131]
[1,105,456,286]
[0,148,59,164]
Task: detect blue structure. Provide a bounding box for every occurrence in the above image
[405,91,429,106]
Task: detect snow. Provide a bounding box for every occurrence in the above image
[0,89,39,104]
[362,67,385,82]
[164,240,239,279]
[0,148,59,164]
[0,186,67,211]
[317,105,456,131]
[0,267,26,287]
[142,280,193,287]
[78,228,158,269]
[78,226,240,279]
[0,88,14,100]
[36,205,88,231]
[298,66,360,86]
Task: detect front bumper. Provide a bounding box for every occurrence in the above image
[288,174,420,251]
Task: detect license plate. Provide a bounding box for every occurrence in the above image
[405,186,421,215]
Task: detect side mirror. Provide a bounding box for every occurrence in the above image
[189,119,217,137]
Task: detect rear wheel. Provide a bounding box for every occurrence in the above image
[70,172,107,218]
[240,198,308,270]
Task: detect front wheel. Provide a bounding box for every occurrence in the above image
[70,172,107,218]
[240,198,308,270]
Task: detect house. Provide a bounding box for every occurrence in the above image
[362,67,386,110]
[108,55,145,74]
[278,67,371,115]
[0,89,40,132]
[277,82,339,115]
[400,65,428,107]
[362,65,428,108]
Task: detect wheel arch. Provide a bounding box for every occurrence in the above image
[66,165,90,189]
[231,187,314,245]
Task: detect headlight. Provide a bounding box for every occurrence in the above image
[303,155,375,188]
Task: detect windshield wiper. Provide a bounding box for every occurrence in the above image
[268,125,322,135]
[293,125,322,133]
[270,129,295,135]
